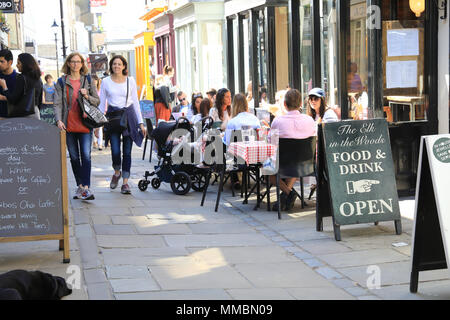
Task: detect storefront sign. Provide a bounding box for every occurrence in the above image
[316,119,402,241]
[90,0,106,13]
[410,134,450,293]
[0,0,14,13]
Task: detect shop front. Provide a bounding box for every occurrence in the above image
[172,1,226,97]
[153,10,177,85]
[225,0,447,195]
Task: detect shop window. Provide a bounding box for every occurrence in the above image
[275,7,289,92]
[201,22,225,94]
[347,0,369,120]
[299,0,313,110]
[322,0,339,110]
[381,0,427,123]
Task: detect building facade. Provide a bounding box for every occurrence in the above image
[225,0,449,195]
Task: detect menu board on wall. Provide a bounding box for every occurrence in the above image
[382,21,424,96]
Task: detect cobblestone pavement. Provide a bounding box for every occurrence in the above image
[1,144,449,300]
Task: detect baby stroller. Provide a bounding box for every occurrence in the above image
[138,116,214,195]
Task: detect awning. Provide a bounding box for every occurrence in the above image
[140,7,167,21]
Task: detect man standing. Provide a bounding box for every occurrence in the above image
[0,49,18,118]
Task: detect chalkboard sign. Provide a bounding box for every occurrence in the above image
[0,118,70,263]
[410,134,450,293]
[39,106,56,126]
[316,119,402,241]
[140,100,156,125]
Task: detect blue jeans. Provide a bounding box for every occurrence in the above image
[66,132,92,187]
[109,132,133,179]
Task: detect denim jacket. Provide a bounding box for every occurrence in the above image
[54,75,100,126]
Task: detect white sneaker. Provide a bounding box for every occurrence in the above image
[73,186,84,199]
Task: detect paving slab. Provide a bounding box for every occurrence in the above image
[96,235,167,248]
[338,261,450,288]
[115,289,232,300]
[149,264,253,290]
[136,223,192,235]
[318,249,410,268]
[187,246,298,266]
[164,234,273,247]
[106,265,152,279]
[233,262,344,289]
[286,287,355,300]
[187,223,258,234]
[371,280,450,300]
[226,288,296,300]
[93,224,137,235]
[109,278,160,293]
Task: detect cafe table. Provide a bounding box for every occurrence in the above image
[227,140,277,209]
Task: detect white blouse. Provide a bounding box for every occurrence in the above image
[99,76,143,124]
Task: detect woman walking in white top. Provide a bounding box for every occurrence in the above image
[98,55,146,194]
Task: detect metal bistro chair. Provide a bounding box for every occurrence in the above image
[272,136,317,219]
[200,130,254,212]
[142,118,156,162]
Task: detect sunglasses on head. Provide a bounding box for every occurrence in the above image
[309,96,321,102]
[193,94,202,99]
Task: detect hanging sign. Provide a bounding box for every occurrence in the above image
[410,134,450,293]
[316,119,402,241]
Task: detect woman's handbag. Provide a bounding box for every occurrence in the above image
[77,76,108,129]
[7,75,36,118]
[104,77,129,134]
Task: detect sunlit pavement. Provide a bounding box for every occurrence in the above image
[2,143,449,300]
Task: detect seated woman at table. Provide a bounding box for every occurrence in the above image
[223,93,261,189]
[183,92,202,122]
[191,97,213,124]
[223,93,261,146]
[307,87,338,124]
[269,88,317,211]
[209,88,232,131]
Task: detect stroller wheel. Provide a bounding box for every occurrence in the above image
[170,172,191,195]
[138,180,148,192]
[191,172,207,192]
[151,178,161,189]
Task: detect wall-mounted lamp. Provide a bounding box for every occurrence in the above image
[409,0,448,19]
[409,0,425,17]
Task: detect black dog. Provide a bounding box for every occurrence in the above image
[0,270,72,300]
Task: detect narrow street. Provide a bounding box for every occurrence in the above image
[2,144,449,300]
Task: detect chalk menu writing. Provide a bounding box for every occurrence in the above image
[0,118,63,237]
[322,119,401,226]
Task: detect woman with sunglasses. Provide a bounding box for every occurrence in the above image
[307,88,338,123]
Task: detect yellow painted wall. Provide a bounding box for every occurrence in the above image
[135,31,155,100]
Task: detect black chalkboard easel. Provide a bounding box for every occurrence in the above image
[410,136,449,293]
[316,120,402,241]
[0,118,70,263]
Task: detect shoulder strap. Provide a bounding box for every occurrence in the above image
[126,77,129,107]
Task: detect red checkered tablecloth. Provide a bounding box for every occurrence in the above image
[228,141,277,165]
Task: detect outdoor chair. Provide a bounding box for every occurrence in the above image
[269,136,317,219]
[142,118,156,162]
